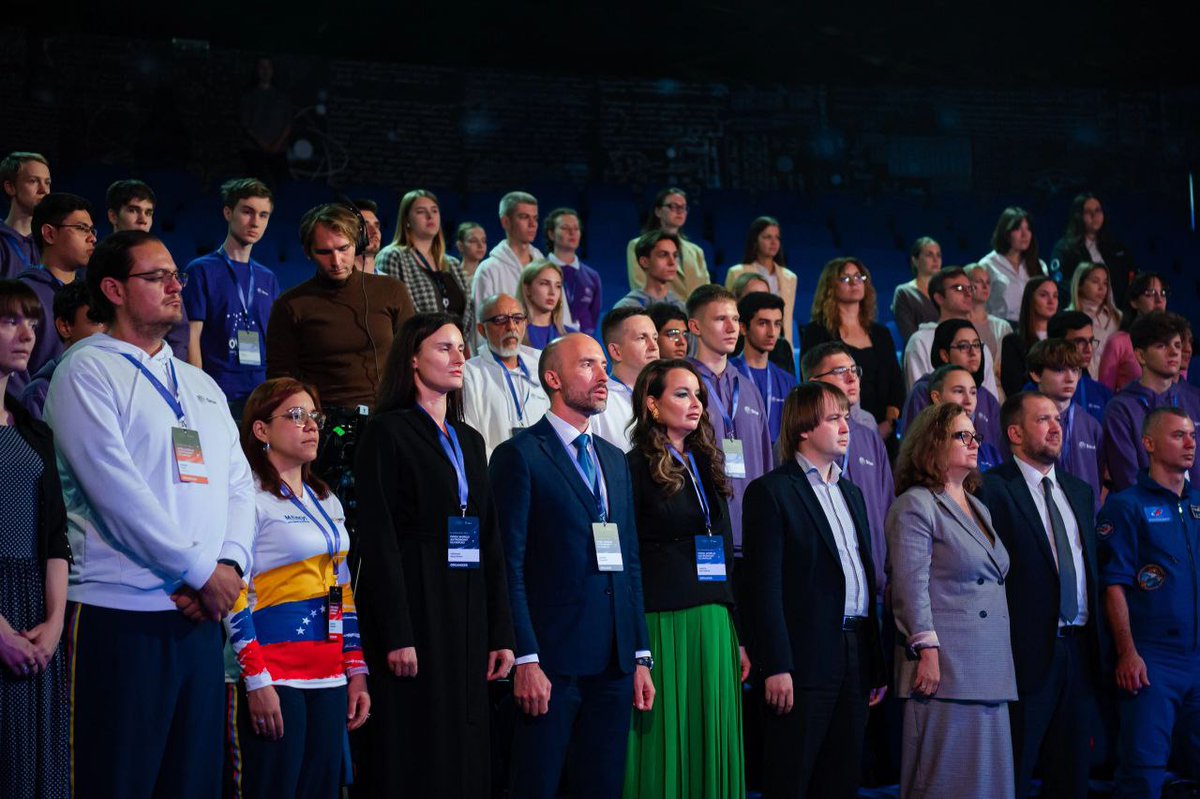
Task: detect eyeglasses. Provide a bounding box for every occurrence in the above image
[811,365,863,382]
[947,341,984,353]
[1140,289,1168,299]
[127,269,188,287]
[944,283,975,295]
[1070,337,1101,350]
[54,223,98,237]
[835,273,869,284]
[268,407,326,430]
[483,313,528,327]
[660,329,687,341]
[661,202,689,213]
[953,430,984,447]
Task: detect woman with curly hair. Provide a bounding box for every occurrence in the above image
[622,358,748,799]
[801,256,904,438]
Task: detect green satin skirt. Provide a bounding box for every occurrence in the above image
[622,603,746,799]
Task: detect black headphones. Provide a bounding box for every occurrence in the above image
[334,194,369,256]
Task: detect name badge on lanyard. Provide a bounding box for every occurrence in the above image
[704,373,746,478]
[448,517,481,569]
[283,483,344,639]
[237,330,262,366]
[327,586,344,638]
[695,536,727,581]
[593,523,624,571]
[122,354,209,483]
[219,249,262,366]
[722,439,746,479]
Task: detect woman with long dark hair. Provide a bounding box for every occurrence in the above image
[979,207,1048,324]
[228,377,370,798]
[724,216,798,342]
[622,358,748,798]
[353,312,515,797]
[999,276,1058,397]
[1050,192,1136,301]
[625,188,710,299]
[1098,271,1169,391]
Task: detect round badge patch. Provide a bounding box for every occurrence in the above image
[1096,521,1114,538]
[1137,564,1167,591]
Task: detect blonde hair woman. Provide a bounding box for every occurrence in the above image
[518,259,575,351]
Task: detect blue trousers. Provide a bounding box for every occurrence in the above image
[68,603,224,799]
[1115,649,1200,798]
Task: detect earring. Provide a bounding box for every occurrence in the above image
[262,442,270,452]
[650,407,661,422]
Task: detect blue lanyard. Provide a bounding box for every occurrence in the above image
[491,350,530,424]
[0,230,34,269]
[217,248,257,328]
[121,353,185,424]
[1135,389,1179,412]
[669,446,711,533]
[702,371,740,438]
[421,407,470,514]
[282,484,341,567]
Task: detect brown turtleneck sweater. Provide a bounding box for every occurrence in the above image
[267,271,415,410]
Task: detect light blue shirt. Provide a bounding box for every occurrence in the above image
[795,452,870,617]
[545,410,610,515]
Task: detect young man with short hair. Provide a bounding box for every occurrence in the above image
[902,266,999,398]
[648,302,689,359]
[1026,338,1104,504]
[0,151,51,279]
[686,284,771,553]
[1048,310,1114,422]
[471,191,542,343]
[15,193,95,392]
[353,197,382,273]
[616,231,687,312]
[730,291,795,442]
[1102,311,1200,491]
[106,179,157,232]
[21,278,105,419]
[592,306,660,451]
[545,207,602,337]
[182,178,279,417]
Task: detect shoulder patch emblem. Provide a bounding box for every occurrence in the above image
[1137,564,1166,591]
[1096,520,1114,538]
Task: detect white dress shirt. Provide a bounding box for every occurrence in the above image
[1014,457,1089,626]
[591,377,634,452]
[795,453,870,617]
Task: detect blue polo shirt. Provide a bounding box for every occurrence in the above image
[182,249,279,400]
[730,355,796,443]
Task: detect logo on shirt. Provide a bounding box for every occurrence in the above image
[1143,506,1171,524]
[742,406,761,417]
[1096,520,1114,538]
[1137,564,1166,591]
[283,514,310,524]
[1077,441,1097,451]
[858,456,875,467]
[195,394,220,406]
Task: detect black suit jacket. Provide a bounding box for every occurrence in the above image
[743,458,886,689]
[978,459,1107,694]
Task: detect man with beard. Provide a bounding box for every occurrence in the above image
[491,333,654,799]
[353,197,383,274]
[183,178,279,419]
[44,230,255,798]
[592,306,660,452]
[462,292,550,459]
[977,391,1103,799]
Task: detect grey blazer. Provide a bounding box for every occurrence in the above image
[886,486,1018,703]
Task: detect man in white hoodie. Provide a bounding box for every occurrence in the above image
[44,230,255,798]
[470,191,541,348]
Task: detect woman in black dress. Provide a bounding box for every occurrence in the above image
[353,312,515,797]
[0,279,71,798]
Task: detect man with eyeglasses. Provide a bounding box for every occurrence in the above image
[0,151,50,280]
[649,302,689,360]
[1103,311,1200,492]
[616,231,688,313]
[1047,310,1114,423]
[183,178,279,420]
[730,291,796,443]
[903,266,1000,399]
[44,230,255,798]
[592,306,660,451]
[462,293,550,459]
[12,193,95,398]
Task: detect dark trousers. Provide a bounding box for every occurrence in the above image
[1010,633,1094,799]
[508,665,634,799]
[761,628,868,799]
[68,603,224,799]
[233,682,347,799]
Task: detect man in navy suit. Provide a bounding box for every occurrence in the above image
[490,332,655,799]
[977,390,1104,799]
[743,381,887,799]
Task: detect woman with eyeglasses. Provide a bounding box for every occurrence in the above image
[1067,262,1121,376]
[886,401,1016,799]
[626,188,710,300]
[999,276,1059,398]
[353,312,515,797]
[1098,271,1169,391]
[979,206,1048,324]
[899,320,1002,454]
[802,257,904,440]
[1050,192,1136,303]
[622,359,747,798]
[0,280,70,798]
[227,376,370,798]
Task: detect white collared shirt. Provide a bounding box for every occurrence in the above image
[591,377,634,452]
[1014,457,1089,626]
[795,453,869,617]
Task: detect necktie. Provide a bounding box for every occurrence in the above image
[573,434,604,518]
[1042,476,1079,624]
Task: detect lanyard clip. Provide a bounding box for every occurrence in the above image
[460,504,468,518]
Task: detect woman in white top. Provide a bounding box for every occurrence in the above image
[980,207,1047,324]
[1067,262,1121,374]
[724,216,798,341]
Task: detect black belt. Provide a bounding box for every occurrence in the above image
[1057,625,1085,639]
[842,616,868,632]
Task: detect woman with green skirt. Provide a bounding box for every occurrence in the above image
[623,358,749,798]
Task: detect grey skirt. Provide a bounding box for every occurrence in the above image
[901,696,1014,799]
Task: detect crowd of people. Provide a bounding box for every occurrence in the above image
[1,148,1199,799]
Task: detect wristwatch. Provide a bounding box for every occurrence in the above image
[218,558,244,578]
[635,655,654,671]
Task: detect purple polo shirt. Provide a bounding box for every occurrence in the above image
[1103,380,1200,491]
[843,416,894,597]
[552,256,603,338]
[1057,402,1103,511]
[0,222,39,280]
[690,357,773,551]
